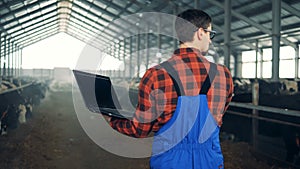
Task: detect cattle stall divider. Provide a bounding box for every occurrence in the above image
[227,101,300,167]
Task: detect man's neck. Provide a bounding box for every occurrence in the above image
[180,42,199,50]
[179,43,206,57]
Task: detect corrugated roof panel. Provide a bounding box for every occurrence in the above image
[108,24,122,35]
[83,17,99,30]
[74,0,91,11]
[42,11,57,20]
[286,36,298,43]
[30,11,41,19]
[231,20,249,30]
[136,0,149,5]
[15,9,28,18]
[250,11,272,24]
[90,7,103,17]
[106,7,120,15]
[235,0,269,12]
[10,1,24,10]
[15,23,57,42]
[1,0,300,53]
[101,13,114,22]
[22,19,37,29]
[71,12,80,20]
[281,8,290,16]
[26,4,40,13]
[71,13,88,25]
[237,27,260,36]
[282,16,300,26]
[73,6,88,17]
[3,20,18,29]
[292,2,300,11]
[206,6,222,17]
[19,15,32,23]
[40,0,57,8]
[24,0,39,6]
[93,0,107,9]
[41,5,56,14]
[85,12,99,23]
[3,14,14,22]
[0,7,9,15]
[261,22,272,30]
[127,3,140,13]
[7,25,22,34]
[70,17,97,35]
[18,29,58,46]
[113,0,128,8]
[30,14,45,24]
[10,29,25,38]
[24,17,56,32]
[97,18,109,27]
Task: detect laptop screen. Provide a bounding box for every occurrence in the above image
[73,70,121,110]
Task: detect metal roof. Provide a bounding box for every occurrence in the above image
[1,0,300,65]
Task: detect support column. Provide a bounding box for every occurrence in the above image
[271,0,281,81]
[11,42,14,77]
[252,80,259,150]
[157,16,162,64]
[8,39,11,77]
[129,36,133,78]
[224,0,232,69]
[3,36,7,77]
[123,39,126,80]
[233,53,238,78]
[20,48,23,74]
[295,45,299,78]
[118,43,121,78]
[16,46,20,77]
[14,44,16,77]
[260,49,263,78]
[0,32,2,77]
[255,40,259,78]
[235,52,242,78]
[109,45,113,77]
[194,0,199,9]
[146,26,150,70]
[173,5,178,51]
[136,32,140,78]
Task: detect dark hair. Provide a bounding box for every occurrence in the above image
[175,9,212,44]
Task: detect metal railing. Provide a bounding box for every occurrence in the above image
[228,102,300,127]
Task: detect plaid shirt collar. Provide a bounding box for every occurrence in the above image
[173,47,208,62]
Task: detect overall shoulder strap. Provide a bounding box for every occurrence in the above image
[200,64,217,95]
[161,61,184,96]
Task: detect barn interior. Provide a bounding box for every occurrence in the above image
[1,0,300,168]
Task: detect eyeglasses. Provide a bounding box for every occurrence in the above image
[203,29,216,40]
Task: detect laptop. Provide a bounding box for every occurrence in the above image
[73,70,134,119]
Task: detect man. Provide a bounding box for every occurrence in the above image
[105,9,233,169]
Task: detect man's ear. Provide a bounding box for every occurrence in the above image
[196,29,202,40]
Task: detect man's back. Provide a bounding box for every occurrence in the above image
[141,48,233,130]
[149,48,232,169]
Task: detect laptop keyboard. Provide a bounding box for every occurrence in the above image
[87,105,133,119]
[100,108,133,118]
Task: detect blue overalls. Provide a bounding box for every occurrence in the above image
[150,62,223,169]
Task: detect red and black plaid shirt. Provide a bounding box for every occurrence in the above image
[110,48,233,138]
